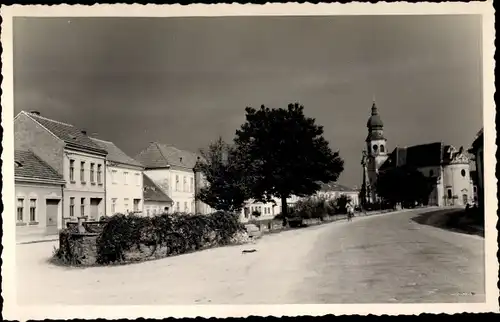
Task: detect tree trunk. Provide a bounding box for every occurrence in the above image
[281,196,288,227]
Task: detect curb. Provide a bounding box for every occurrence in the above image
[17,238,58,245]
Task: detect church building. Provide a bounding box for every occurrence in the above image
[360,101,474,207]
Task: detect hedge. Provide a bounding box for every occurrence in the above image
[54,211,249,266]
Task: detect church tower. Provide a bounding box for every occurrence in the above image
[364,99,389,202]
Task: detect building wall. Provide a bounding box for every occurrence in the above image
[15,182,63,239]
[145,168,213,214]
[442,163,473,206]
[476,145,484,206]
[63,149,106,222]
[144,201,172,216]
[14,112,65,174]
[106,164,143,215]
[416,165,443,206]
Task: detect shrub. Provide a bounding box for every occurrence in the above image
[93,211,246,265]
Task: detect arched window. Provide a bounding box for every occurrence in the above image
[461,169,466,177]
[380,145,385,153]
[372,144,378,152]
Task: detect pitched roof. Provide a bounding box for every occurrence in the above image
[135,142,201,169]
[15,150,65,183]
[143,173,174,203]
[319,182,357,192]
[469,128,484,152]
[22,111,107,155]
[90,138,143,167]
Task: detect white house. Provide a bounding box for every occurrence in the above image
[15,111,108,224]
[143,173,174,216]
[135,142,213,214]
[91,138,145,216]
[15,150,66,241]
[316,182,360,206]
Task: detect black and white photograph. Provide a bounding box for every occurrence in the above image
[1,2,497,320]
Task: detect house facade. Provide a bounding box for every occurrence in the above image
[15,150,66,241]
[135,142,213,214]
[14,111,108,224]
[239,195,300,223]
[316,182,360,206]
[91,138,144,216]
[143,173,174,216]
[468,128,484,208]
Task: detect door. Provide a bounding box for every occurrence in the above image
[462,194,468,205]
[90,198,101,221]
[46,199,60,235]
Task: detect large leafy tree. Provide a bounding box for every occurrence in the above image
[376,166,436,207]
[196,137,248,212]
[234,103,345,221]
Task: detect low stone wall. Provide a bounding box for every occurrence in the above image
[58,231,99,266]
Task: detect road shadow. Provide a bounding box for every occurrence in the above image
[411,209,484,238]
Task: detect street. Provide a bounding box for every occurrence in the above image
[17,208,485,305]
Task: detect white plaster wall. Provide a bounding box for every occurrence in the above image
[106,164,143,215]
[443,163,473,206]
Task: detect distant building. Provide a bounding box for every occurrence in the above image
[360,102,474,207]
[15,150,66,241]
[90,138,145,216]
[135,142,212,214]
[316,182,360,206]
[143,173,174,216]
[378,143,474,206]
[468,128,484,208]
[15,111,108,224]
[240,196,300,223]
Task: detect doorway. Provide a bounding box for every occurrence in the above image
[90,198,101,220]
[46,199,60,235]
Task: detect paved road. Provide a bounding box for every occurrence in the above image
[17,208,484,305]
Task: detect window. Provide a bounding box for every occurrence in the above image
[124,198,130,212]
[447,189,452,199]
[183,177,187,192]
[69,160,75,181]
[190,178,194,192]
[474,186,477,193]
[184,201,188,212]
[124,172,129,185]
[80,198,85,217]
[17,198,24,222]
[111,198,117,214]
[29,199,37,222]
[191,200,195,213]
[380,145,385,153]
[111,170,118,184]
[80,161,85,183]
[90,163,95,183]
[135,173,140,186]
[176,175,179,191]
[461,169,466,177]
[373,144,378,152]
[133,199,140,212]
[176,202,180,212]
[97,164,102,184]
[70,197,75,217]
[146,208,150,216]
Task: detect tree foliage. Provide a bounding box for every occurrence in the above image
[196,137,248,212]
[234,103,345,218]
[376,166,436,207]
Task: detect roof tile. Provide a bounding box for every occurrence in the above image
[135,142,200,169]
[90,138,143,167]
[15,150,64,182]
[25,112,107,154]
[143,173,174,203]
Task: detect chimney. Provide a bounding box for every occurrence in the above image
[81,130,87,135]
[30,110,40,116]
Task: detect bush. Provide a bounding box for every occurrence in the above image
[93,211,245,265]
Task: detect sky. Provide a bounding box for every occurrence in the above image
[13,15,483,187]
